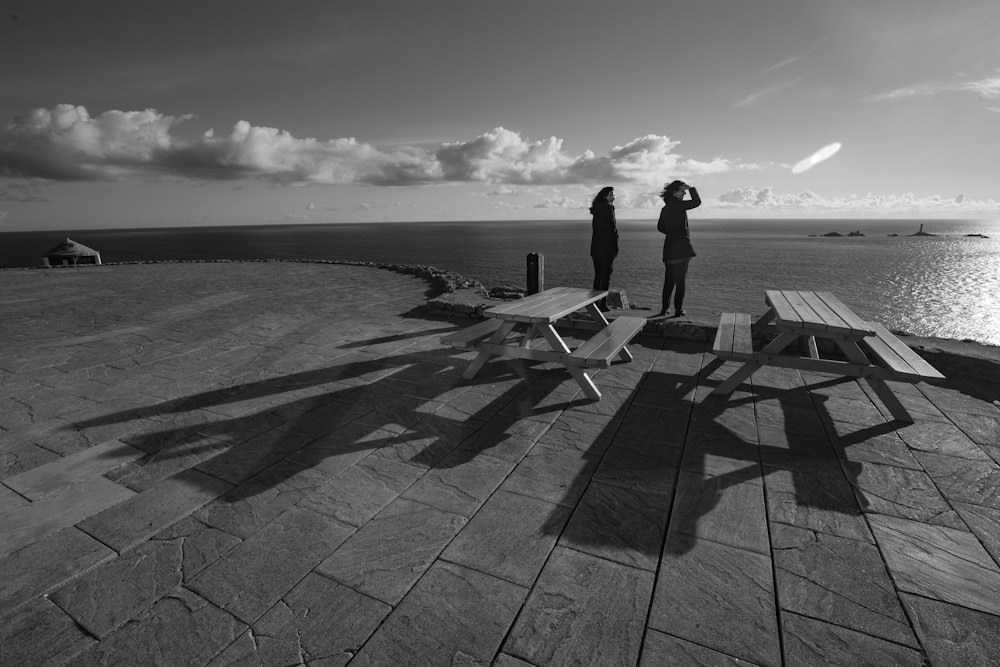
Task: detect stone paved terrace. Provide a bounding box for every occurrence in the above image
[2,261,1000,666]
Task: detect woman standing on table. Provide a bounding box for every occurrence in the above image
[656,180,701,318]
[589,186,619,311]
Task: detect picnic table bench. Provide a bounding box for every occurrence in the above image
[441,287,647,400]
[711,290,944,422]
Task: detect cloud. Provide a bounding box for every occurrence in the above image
[867,70,1000,104]
[734,77,805,108]
[0,105,749,187]
[0,179,48,202]
[0,210,8,226]
[713,186,1000,212]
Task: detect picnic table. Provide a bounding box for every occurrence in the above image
[711,289,944,422]
[441,287,647,400]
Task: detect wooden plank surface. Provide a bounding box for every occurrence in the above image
[713,312,736,353]
[568,316,646,367]
[862,321,945,380]
[816,292,874,334]
[487,287,606,323]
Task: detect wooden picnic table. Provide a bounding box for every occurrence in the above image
[711,289,944,422]
[441,287,647,400]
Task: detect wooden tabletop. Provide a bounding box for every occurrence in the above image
[485,287,607,324]
[765,290,875,338]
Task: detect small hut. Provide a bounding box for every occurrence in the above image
[42,238,102,267]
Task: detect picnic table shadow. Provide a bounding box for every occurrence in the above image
[539,358,899,559]
[68,342,590,503]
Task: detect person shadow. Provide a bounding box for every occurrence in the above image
[72,336,589,504]
[541,347,896,561]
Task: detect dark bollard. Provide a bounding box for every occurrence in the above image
[526,252,544,295]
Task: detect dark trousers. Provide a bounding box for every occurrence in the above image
[592,256,614,292]
[662,259,690,312]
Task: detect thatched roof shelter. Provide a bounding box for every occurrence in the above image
[42,238,102,267]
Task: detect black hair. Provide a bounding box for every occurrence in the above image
[661,180,687,200]
[591,186,614,208]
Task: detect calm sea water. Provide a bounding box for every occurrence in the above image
[2,218,998,346]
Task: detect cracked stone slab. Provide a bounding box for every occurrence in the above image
[651,536,780,667]
[834,432,923,470]
[912,450,1000,509]
[0,475,136,556]
[762,465,872,542]
[948,410,1000,447]
[849,461,966,528]
[505,546,653,666]
[951,501,1000,565]
[781,610,925,666]
[0,597,96,666]
[901,592,1000,667]
[0,527,116,613]
[188,506,352,624]
[286,420,398,476]
[3,439,145,500]
[641,628,758,666]
[441,489,571,588]
[670,469,769,555]
[400,450,515,517]
[756,426,841,475]
[896,420,991,460]
[193,427,315,486]
[299,454,423,527]
[0,442,61,481]
[76,468,232,553]
[231,572,391,666]
[868,513,1000,616]
[560,480,671,571]
[452,413,550,462]
[151,515,241,582]
[49,538,183,638]
[194,459,331,538]
[69,587,246,666]
[771,522,917,647]
[499,443,599,507]
[352,561,526,666]
[315,498,466,605]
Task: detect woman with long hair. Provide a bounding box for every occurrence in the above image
[589,186,619,310]
[656,180,701,317]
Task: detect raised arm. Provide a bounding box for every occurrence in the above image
[684,187,701,210]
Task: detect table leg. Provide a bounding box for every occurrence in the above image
[463,321,515,379]
[751,308,775,335]
[713,331,798,395]
[835,340,914,422]
[521,324,539,348]
[539,324,601,400]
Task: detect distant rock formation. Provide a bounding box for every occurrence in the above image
[907,223,937,237]
[810,230,865,237]
[966,233,989,238]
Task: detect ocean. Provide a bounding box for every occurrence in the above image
[2,218,999,346]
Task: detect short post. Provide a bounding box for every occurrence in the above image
[526,252,544,295]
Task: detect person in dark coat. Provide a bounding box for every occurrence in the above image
[589,186,619,310]
[656,180,701,317]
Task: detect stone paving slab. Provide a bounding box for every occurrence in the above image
[2,261,1000,665]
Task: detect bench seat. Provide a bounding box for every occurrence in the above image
[860,321,945,383]
[440,318,505,349]
[712,313,755,361]
[566,316,647,368]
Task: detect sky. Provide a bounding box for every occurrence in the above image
[1,0,999,231]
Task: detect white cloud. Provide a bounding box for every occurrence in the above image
[1,105,750,187]
[867,70,1000,104]
[713,186,1000,213]
[734,77,805,108]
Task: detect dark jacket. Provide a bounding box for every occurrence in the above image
[590,201,619,258]
[657,187,701,261]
